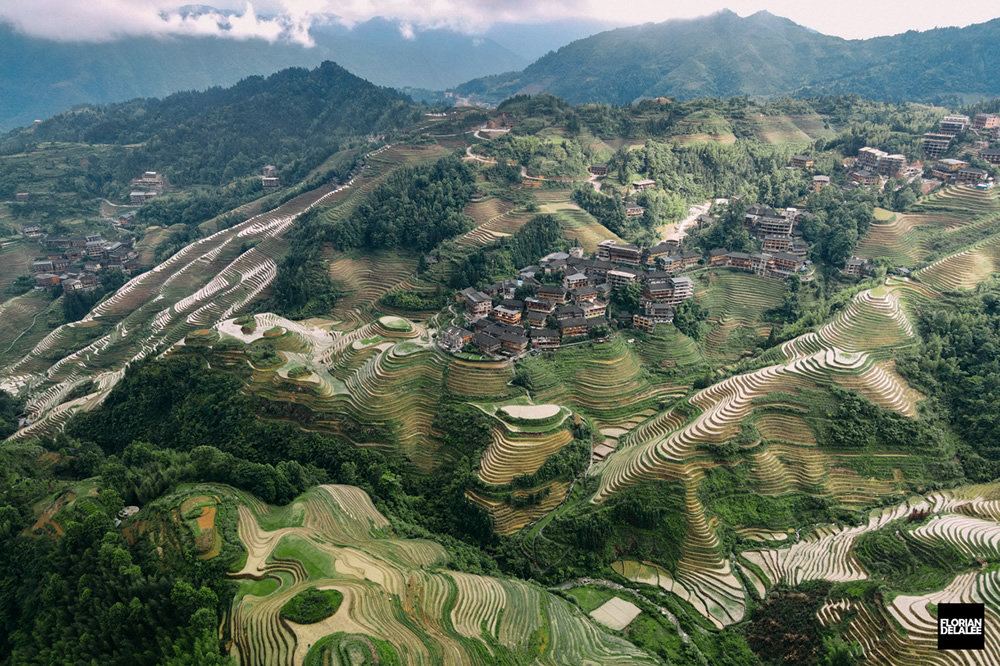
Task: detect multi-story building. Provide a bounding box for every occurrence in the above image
[750,253,772,275]
[607,268,641,289]
[956,167,989,185]
[708,249,730,266]
[607,242,643,266]
[130,191,158,204]
[589,163,608,176]
[756,216,794,236]
[856,147,887,172]
[625,204,645,218]
[973,113,1000,130]
[812,175,830,192]
[525,297,555,313]
[462,288,492,322]
[769,252,804,277]
[441,326,473,349]
[646,242,674,265]
[632,179,656,192]
[564,272,588,289]
[979,148,1000,165]
[922,133,952,158]
[491,304,522,325]
[939,115,970,135]
[558,317,589,339]
[530,329,560,348]
[931,158,970,180]
[877,154,906,178]
[790,155,815,169]
[536,285,568,303]
[581,300,607,319]
[524,311,548,328]
[844,256,871,277]
[851,170,879,186]
[473,332,501,354]
[762,235,791,253]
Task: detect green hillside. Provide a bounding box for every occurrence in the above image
[456,10,1000,106]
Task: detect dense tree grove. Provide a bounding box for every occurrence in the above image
[2,62,417,190]
[264,208,341,318]
[330,156,475,253]
[899,281,1000,481]
[450,214,565,288]
[572,186,626,234]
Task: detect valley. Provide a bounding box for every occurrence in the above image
[2,61,1000,666]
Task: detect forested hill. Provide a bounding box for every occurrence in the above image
[0,19,525,132]
[455,10,1000,106]
[1,61,419,187]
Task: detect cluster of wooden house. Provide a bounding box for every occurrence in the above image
[442,241,702,356]
[31,234,138,290]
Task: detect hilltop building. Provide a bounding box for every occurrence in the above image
[973,113,1000,130]
[922,133,953,158]
[939,115,970,136]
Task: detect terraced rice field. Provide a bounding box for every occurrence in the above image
[457,209,534,247]
[444,358,515,399]
[555,207,623,253]
[916,231,1000,292]
[466,481,569,535]
[229,483,657,665]
[478,409,574,485]
[798,483,1000,664]
[2,145,435,441]
[855,212,965,265]
[745,114,838,143]
[522,339,680,422]
[0,240,35,292]
[699,271,785,359]
[326,252,418,329]
[911,183,1000,217]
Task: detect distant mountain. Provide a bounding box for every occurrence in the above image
[2,61,417,189]
[0,16,526,131]
[455,10,1000,105]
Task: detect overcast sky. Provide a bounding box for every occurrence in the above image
[1,1,998,44]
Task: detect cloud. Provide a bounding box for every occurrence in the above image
[0,0,997,44]
[0,1,318,45]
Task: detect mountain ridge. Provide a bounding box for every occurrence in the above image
[455,10,1000,105]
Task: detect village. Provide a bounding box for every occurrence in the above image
[440,199,817,358]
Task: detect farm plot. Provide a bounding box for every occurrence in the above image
[555,207,623,253]
[596,341,917,503]
[589,596,642,630]
[466,481,569,535]
[521,338,681,423]
[478,409,574,485]
[699,271,785,359]
[4,144,430,441]
[326,251,419,329]
[228,483,657,665]
[855,212,965,265]
[916,231,1000,292]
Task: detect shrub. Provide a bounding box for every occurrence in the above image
[280,587,343,624]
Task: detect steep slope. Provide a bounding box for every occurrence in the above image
[456,10,1000,105]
